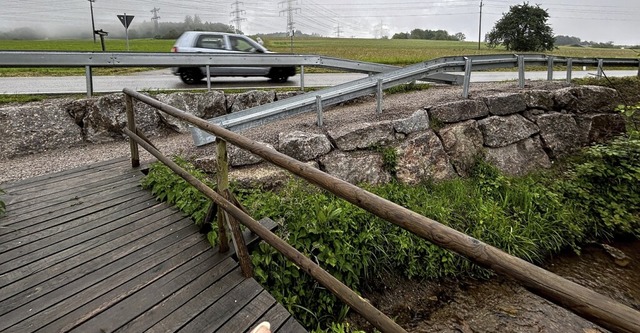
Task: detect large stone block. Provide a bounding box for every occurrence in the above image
[483,93,527,116]
[228,90,276,113]
[438,120,484,177]
[520,90,555,111]
[156,92,216,133]
[319,151,392,185]
[228,141,275,167]
[278,131,332,161]
[82,94,128,143]
[393,109,430,134]
[478,114,539,148]
[485,136,551,176]
[576,113,627,144]
[396,130,457,184]
[428,100,489,123]
[553,85,618,113]
[536,113,582,158]
[0,100,83,158]
[328,121,395,151]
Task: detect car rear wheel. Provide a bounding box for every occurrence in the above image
[179,68,204,85]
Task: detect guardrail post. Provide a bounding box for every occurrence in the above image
[85,66,93,97]
[124,94,140,168]
[316,95,323,126]
[637,60,640,77]
[547,56,554,81]
[597,59,603,79]
[462,58,472,98]
[216,138,230,254]
[376,78,383,114]
[206,65,211,92]
[517,55,525,88]
[566,58,573,83]
[300,65,305,91]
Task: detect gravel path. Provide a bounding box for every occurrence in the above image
[0,81,567,185]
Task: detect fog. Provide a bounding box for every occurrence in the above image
[0,0,638,45]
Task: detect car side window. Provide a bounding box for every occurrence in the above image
[229,36,254,52]
[196,35,225,50]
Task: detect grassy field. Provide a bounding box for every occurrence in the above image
[0,37,637,76]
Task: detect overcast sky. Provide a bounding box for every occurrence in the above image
[1,0,638,45]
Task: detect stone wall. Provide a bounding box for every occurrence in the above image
[0,90,300,159]
[209,85,625,186]
[0,85,626,186]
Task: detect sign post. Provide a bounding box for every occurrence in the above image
[117,13,135,51]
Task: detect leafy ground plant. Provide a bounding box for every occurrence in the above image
[141,120,640,331]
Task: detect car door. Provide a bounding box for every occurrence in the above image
[224,35,270,76]
[191,33,234,76]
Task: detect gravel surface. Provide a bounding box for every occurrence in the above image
[0,81,568,185]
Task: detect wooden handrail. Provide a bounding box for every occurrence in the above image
[123,88,640,333]
[122,127,408,333]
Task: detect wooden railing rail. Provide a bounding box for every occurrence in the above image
[123,88,640,333]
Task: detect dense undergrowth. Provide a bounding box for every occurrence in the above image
[141,108,640,332]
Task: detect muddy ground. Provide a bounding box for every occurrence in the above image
[349,241,639,332]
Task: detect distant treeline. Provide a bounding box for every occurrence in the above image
[391,29,466,41]
[555,35,638,49]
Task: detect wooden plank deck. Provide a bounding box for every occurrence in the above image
[0,158,306,333]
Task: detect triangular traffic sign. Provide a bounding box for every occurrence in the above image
[117,14,135,29]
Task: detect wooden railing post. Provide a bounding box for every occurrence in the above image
[124,95,139,168]
[217,138,253,278]
[216,138,230,253]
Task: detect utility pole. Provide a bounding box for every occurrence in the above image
[230,1,246,34]
[88,0,96,43]
[279,0,300,53]
[335,24,342,38]
[478,0,483,50]
[151,7,160,37]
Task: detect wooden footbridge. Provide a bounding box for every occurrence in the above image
[0,158,306,333]
[1,88,638,333]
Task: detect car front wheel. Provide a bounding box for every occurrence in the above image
[179,68,204,85]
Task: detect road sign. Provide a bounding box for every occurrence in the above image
[117,14,134,29]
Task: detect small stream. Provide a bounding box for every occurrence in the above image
[354,240,640,332]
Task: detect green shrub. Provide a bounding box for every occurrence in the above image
[141,126,640,331]
[140,157,218,243]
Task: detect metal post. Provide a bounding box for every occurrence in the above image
[462,58,472,98]
[206,65,211,92]
[517,55,525,88]
[300,65,305,91]
[597,59,603,79]
[566,58,573,83]
[124,13,130,51]
[125,95,140,168]
[89,0,96,43]
[637,60,640,77]
[85,65,93,97]
[376,78,383,114]
[316,95,323,126]
[547,56,554,81]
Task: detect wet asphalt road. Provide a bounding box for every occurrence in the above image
[0,69,636,95]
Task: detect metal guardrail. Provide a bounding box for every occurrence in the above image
[190,53,640,146]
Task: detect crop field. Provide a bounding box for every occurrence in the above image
[0,37,637,76]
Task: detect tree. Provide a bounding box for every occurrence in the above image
[487,2,554,52]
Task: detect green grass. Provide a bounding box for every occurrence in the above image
[0,37,637,77]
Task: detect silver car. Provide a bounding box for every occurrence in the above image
[170,31,296,84]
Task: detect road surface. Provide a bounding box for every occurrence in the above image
[0,69,637,95]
